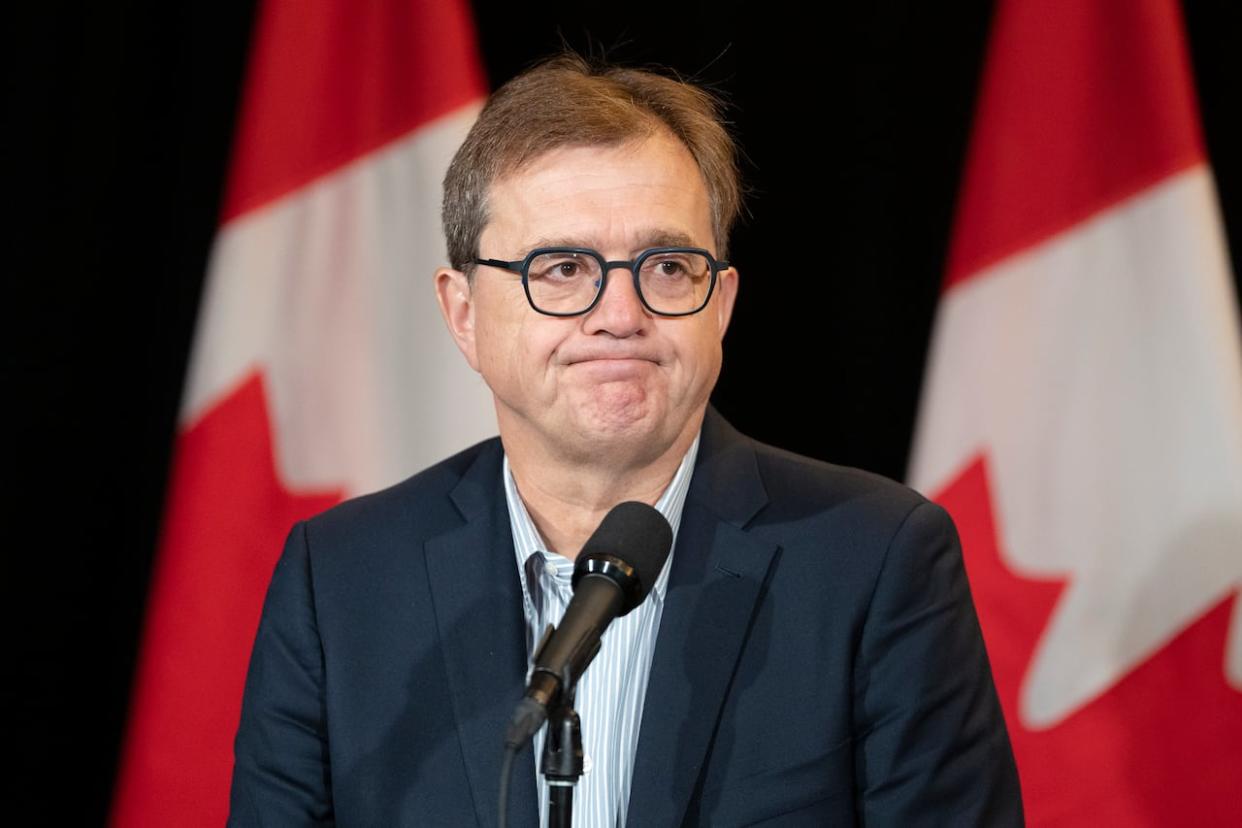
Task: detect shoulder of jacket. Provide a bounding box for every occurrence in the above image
[745,435,932,525]
[300,435,502,539]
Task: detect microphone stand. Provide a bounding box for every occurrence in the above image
[541,686,583,828]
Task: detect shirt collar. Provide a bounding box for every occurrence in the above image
[504,431,701,610]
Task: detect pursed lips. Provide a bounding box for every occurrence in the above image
[560,353,664,380]
[563,353,661,366]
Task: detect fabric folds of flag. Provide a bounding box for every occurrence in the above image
[110,2,494,824]
[909,0,1242,824]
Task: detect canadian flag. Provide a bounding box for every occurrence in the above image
[110,1,494,824]
[909,1,1242,824]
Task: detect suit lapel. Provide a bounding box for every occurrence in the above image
[626,409,778,827]
[423,440,539,828]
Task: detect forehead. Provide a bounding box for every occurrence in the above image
[481,132,715,254]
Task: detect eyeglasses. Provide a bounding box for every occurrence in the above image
[472,246,728,317]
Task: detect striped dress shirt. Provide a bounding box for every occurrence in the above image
[503,433,700,828]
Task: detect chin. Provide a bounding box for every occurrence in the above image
[573,386,664,437]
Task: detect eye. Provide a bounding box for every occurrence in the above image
[642,253,699,280]
[528,252,591,282]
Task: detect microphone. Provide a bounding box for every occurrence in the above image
[504,501,673,749]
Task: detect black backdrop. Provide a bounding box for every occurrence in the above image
[10,1,1240,822]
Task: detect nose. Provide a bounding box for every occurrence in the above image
[584,264,650,336]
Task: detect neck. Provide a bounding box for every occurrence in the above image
[502,412,703,560]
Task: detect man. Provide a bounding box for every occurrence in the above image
[229,54,1022,826]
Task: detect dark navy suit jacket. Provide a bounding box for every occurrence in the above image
[229,408,1023,826]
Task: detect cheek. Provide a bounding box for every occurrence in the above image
[675,329,724,380]
[670,337,724,407]
[475,312,564,391]
[471,317,504,376]
[472,295,520,369]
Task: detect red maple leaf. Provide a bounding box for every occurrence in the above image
[112,372,343,827]
[937,456,1242,826]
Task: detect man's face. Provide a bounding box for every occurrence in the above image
[436,130,738,468]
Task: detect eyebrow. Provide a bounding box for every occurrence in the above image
[521,230,700,255]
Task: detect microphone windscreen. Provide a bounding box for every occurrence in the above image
[576,501,673,609]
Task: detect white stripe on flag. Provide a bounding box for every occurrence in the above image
[183,104,496,495]
[910,164,1242,727]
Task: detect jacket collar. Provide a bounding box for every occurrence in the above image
[626,405,778,827]
[426,440,539,827]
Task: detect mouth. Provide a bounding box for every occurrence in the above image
[565,353,660,366]
[566,356,659,377]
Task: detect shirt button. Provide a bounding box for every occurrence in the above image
[544,561,558,577]
[582,753,593,774]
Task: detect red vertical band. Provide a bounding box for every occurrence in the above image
[221,0,486,223]
[946,0,1205,288]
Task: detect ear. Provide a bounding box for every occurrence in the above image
[435,267,480,372]
[713,265,739,339]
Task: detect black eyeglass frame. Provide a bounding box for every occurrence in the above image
[472,246,729,317]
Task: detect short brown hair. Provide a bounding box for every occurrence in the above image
[441,52,743,272]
